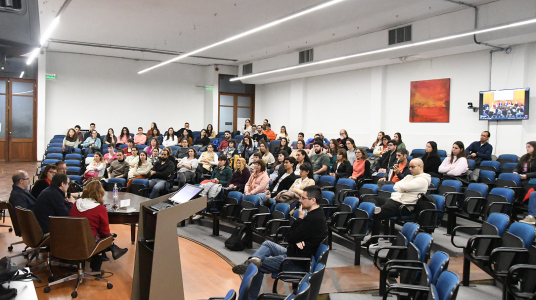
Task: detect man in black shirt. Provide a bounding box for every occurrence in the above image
[33,174,75,233]
[252,125,267,144]
[148,149,175,198]
[232,185,327,300]
[83,123,101,140]
[176,122,193,139]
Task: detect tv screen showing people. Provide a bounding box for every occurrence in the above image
[479,88,530,120]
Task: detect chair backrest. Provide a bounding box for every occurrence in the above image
[108,178,127,187]
[308,263,325,300]
[46,147,63,153]
[336,178,355,190]
[500,162,517,173]
[497,173,521,186]
[269,140,281,154]
[46,153,63,160]
[435,271,460,300]
[381,184,395,193]
[428,251,449,285]
[411,149,425,157]
[360,183,378,195]
[401,222,419,244]
[341,197,359,212]
[274,203,290,219]
[467,159,475,170]
[243,195,260,207]
[478,170,496,184]
[14,207,45,248]
[3,202,21,236]
[430,177,440,189]
[437,150,447,157]
[359,202,375,218]
[42,159,60,165]
[321,191,334,205]
[319,175,336,186]
[223,290,236,300]
[413,233,434,263]
[430,194,445,211]
[438,180,461,195]
[49,216,97,260]
[292,275,310,300]
[314,244,329,267]
[489,187,515,203]
[480,160,500,172]
[507,222,536,249]
[497,154,518,164]
[486,213,510,236]
[66,166,81,175]
[466,183,489,198]
[69,175,83,185]
[65,153,82,160]
[237,264,258,300]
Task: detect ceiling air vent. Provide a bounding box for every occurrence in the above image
[242,63,252,75]
[388,25,412,45]
[0,0,23,11]
[299,49,314,64]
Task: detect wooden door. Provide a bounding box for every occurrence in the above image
[218,93,254,132]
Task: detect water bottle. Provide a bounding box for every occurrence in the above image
[113,183,118,207]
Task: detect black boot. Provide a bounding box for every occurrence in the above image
[110,244,128,260]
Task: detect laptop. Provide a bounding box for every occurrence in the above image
[149,184,203,211]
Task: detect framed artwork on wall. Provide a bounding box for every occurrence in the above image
[409,78,450,123]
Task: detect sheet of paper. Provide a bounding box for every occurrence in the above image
[120,199,130,208]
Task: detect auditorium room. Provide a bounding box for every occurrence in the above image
[1,0,536,299]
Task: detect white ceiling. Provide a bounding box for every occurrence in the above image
[40,0,499,66]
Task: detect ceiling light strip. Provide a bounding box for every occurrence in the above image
[230,17,536,82]
[138,0,346,74]
[19,71,25,78]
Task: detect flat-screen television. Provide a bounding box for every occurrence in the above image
[479,88,530,120]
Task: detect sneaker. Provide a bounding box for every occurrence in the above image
[192,214,203,220]
[361,239,379,248]
[519,215,536,225]
[374,206,381,214]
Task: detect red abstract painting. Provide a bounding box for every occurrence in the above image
[410,78,450,123]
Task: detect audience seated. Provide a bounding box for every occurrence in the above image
[193,129,211,147]
[263,123,276,141]
[422,141,441,177]
[211,155,233,186]
[146,122,157,140]
[248,153,263,173]
[274,137,292,156]
[177,122,193,139]
[309,141,331,182]
[290,140,310,158]
[327,139,339,164]
[74,125,84,143]
[377,148,410,187]
[69,181,128,270]
[513,141,536,189]
[127,151,152,187]
[31,165,57,199]
[174,139,190,159]
[125,147,140,167]
[394,132,405,149]
[163,127,179,147]
[260,157,298,205]
[371,131,384,150]
[134,127,146,146]
[206,124,217,138]
[337,129,349,150]
[125,139,135,156]
[9,170,36,210]
[293,150,311,176]
[232,185,328,300]
[306,132,329,147]
[33,173,75,233]
[83,130,102,154]
[243,119,254,136]
[177,148,199,187]
[376,139,397,173]
[227,158,251,191]
[297,132,305,145]
[330,149,352,180]
[465,131,492,165]
[276,125,289,140]
[62,128,79,153]
[85,152,106,178]
[199,144,219,173]
[223,140,238,159]
[346,138,357,165]
[218,131,232,151]
[373,135,390,157]
[148,149,175,199]
[178,129,193,146]
[268,151,288,180]
[287,163,315,208]
[104,144,117,167]
[83,123,100,140]
[349,147,371,181]
[107,150,129,179]
[438,141,469,177]
[238,136,257,162]
[362,158,430,247]
[117,127,130,146]
[244,160,270,197]
[148,148,160,165]
[151,128,163,145]
[252,125,268,144]
[251,141,275,166]
[144,137,161,155]
[104,128,117,148]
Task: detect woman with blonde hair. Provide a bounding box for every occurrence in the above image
[199,144,218,172]
[227,158,251,191]
[69,181,128,271]
[250,141,275,165]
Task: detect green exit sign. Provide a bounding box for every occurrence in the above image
[46,74,56,80]
[205,87,213,91]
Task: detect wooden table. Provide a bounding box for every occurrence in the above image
[102,192,149,244]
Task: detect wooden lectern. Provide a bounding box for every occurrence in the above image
[131,194,207,300]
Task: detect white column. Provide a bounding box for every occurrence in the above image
[37,49,47,160]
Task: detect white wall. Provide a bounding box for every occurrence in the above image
[255,42,536,156]
[44,52,208,151]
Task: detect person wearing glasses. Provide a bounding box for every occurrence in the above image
[362,158,430,248]
[31,165,57,199]
[232,185,328,300]
[9,171,36,210]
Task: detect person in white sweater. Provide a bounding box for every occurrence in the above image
[438,141,469,177]
[363,158,431,247]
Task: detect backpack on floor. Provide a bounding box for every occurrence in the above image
[224,225,250,251]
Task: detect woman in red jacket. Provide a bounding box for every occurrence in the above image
[69,181,128,271]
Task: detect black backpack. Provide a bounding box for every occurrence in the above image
[414,193,438,224]
[224,225,250,251]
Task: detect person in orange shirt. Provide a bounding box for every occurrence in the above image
[378,148,411,188]
[263,123,277,142]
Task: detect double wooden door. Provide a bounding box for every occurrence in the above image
[0,78,37,162]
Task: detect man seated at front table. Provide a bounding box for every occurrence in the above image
[148,149,175,199]
[107,150,129,179]
[362,158,430,248]
[232,185,328,300]
[9,171,36,210]
[33,173,75,233]
[466,131,492,166]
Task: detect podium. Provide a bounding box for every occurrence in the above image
[131,194,207,300]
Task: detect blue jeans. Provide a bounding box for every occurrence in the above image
[528,192,536,216]
[148,178,167,199]
[313,174,321,182]
[248,241,304,300]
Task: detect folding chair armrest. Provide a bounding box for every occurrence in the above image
[383,259,425,271]
[444,192,464,209]
[490,247,529,272]
[450,225,482,248]
[384,284,429,300]
[373,246,408,269]
[398,204,416,217]
[463,196,486,213]
[346,217,372,229]
[257,293,287,300]
[278,257,311,273]
[320,185,334,190]
[506,264,536,289]
[487,202,512,213]
[466,235,502,254]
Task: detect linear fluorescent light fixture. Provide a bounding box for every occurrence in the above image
[138,0,346,74]
[19,71,25,78]
[231,17,536,82]
[26,16,61,65]
[26,48,40,65]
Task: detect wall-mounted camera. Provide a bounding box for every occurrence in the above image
[467,102,479,112]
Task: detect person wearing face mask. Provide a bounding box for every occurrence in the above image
[309,141,331,182]
[107,150,129,179]
[337,129,349,150]
[148,149,175,199]
[9,171,36,210]
[376,139,398,174]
